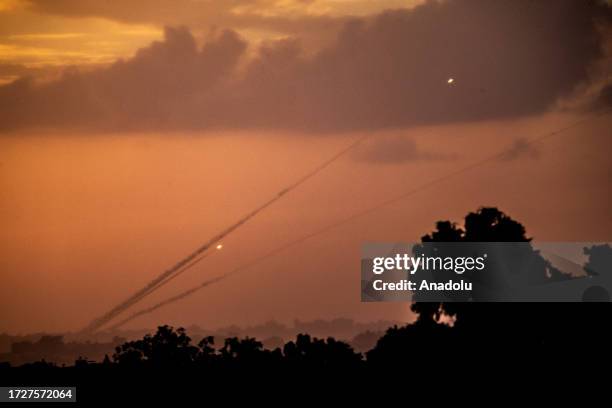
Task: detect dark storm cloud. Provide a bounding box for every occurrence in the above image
[1,0,610,133]
[0,27,248,131]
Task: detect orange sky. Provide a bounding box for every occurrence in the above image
[0,0,611,334]
[0,0,423,84]
[1,114,610,333]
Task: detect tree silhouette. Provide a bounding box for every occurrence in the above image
[113,325,198,367]
[369,207,610,358]
[584,244,612,276]
[283,334,362,368]
[110,326,362,371]
[412,208,570,326]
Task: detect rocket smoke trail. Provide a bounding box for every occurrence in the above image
[107,232,334,329]
[106,252,211,317]
[82,134,371,333]
[81,196,279,333]
[108,275,226,331]
[106,109,612,329]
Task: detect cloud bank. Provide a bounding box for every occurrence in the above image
[1,0,610,133]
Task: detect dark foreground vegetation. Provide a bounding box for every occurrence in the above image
[1,208,610,401]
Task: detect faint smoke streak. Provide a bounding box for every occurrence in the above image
[105,110,611,328]
[82,133,370,333]
[81,194,285,333]
[108,276,226,330]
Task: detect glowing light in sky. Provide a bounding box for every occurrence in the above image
[447,78,454,84]
[216,244,223,250]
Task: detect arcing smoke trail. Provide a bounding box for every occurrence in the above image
[108,239,312,330]
[107,252,211,317]
[82,134,371,333]
[81,194,282,334]
[106,109,612,329]
[108,276,225,330]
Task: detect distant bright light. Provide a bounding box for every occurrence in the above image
[216,244,223,250]
[447,78,455,84]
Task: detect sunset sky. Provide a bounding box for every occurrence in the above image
[1,0,611,334]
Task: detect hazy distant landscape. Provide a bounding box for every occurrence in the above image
[0,318,402,365]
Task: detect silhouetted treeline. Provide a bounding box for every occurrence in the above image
[109,325,363,370]
[1,207,610,401]
[0,318,396,366]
